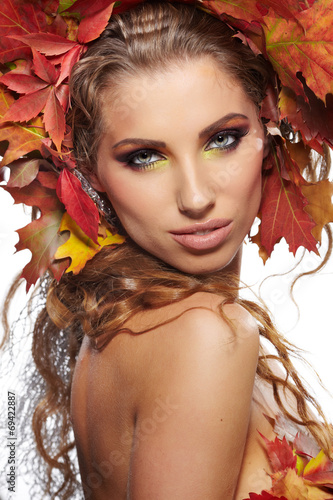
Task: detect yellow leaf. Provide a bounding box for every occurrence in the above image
[99,228,125,248]
[271,469,308,500]
[302,180,333,243]
[271,467,331,500]
[55,212,125,274]
[296,453,307,476]
[303,449,329,477]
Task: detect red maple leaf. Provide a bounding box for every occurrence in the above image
[1,49,67,150]
[56,168,100,243]
[260,433,297,472]
[259,155,318,256]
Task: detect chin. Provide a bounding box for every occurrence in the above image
[165,255,238,277]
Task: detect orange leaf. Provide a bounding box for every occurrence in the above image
[17,210,67,290]
[0,85,47,164]
[302,180,333,243]
[264,1,333,103]
[270,469,308,499]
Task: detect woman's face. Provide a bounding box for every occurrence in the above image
[95,58,266,274]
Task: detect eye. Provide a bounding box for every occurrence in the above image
[126,149,166,170]
[205,129,247,152]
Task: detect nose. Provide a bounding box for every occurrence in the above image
[176,159,216,218]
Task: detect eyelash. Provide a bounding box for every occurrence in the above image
[123,128,248,171]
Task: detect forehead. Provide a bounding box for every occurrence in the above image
[100,57,257,138]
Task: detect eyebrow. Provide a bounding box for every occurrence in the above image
[112,113,249,150]
[198,113,249,139]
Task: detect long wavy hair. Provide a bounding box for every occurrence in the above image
[2,2,333,498]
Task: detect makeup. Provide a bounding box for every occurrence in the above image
[170,218,233,251]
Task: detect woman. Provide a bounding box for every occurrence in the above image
[1,1,333,499]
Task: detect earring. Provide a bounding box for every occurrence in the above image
[73,169,124,232]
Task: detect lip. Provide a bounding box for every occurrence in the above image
[170,218,233,251]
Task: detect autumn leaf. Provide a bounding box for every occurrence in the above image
[0,73,49,95]
[247,492,287,499]
[260,434,297,472]
[200,0,264,24]
[200,0,303,26]
[264,1,333,103]
[2,87,52,123]
[1,50,67,149]
[43,87,66,151]
[5,180,62,211]
[279,86,333,153]
[56,44,83,85]
[302,180,333,243]
[56,168,100,242]
[37,170,59,189]
[271,468,308,499]
[0,116,47,165]
[64,0,116,44]
[259,160,318,256]
[6,158,40,188]
[0,83,47,165]
[303,449,333,486]
[55,212,125,274]
[16,210,67,290]
[49,257,71,282]
[112,0,146,15]
[0,0,49,63]
[9,32,79,56]
[6,176,66,289]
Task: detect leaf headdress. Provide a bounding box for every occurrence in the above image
[0,0,332,290]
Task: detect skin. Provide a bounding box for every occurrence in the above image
[71,58,292,499]
[93,58,267,275]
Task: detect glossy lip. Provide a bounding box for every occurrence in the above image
[170,218,233,251]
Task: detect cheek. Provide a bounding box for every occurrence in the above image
[102,177,162,234]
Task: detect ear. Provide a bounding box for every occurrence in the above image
[88,173,106,192]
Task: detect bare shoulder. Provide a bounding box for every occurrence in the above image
[174,291,259,342]
[129,292,259,402]
[128,292,260,498]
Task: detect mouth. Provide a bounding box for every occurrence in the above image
[170,219,233,251]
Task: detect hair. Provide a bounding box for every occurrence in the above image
[2,2,333,499]
[70,1,270,175]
